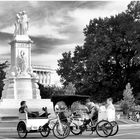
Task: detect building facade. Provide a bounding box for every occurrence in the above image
[0,58,54,86]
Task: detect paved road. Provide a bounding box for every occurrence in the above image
[0,126,140,139]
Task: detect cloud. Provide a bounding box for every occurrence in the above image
[32,43,79,69]
[30,36,69,54]
[68,1,130,32]
[0,1,131,69]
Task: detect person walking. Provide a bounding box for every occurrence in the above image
[106,98,115,122]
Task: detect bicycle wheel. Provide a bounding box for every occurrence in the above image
[53,122,70,139]
[17,122,27,138]
[110,121,119,136]
[96,120,112,137]
[40,126,50,137]
[70,123,82,135]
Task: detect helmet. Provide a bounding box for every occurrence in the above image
[87,102,95,110]
[55,104,59,111]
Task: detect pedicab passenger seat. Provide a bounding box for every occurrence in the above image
[19,112,47,120]
[19,112,28,120]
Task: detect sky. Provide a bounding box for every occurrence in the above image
[0,0,131,85]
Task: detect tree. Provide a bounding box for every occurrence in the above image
[64,82,76,95]
[121,83,135,115]
[57,1,140,102]
[38,83,65,98]
[38,83,52,99]
[57,51,74,86]
[0,61,8,99]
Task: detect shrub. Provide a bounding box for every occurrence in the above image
[120,83,135,115]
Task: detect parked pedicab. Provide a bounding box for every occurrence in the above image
[17,100,71,140]
[17,112,51,138]
[51,95,119,138]
[17,109,70,139]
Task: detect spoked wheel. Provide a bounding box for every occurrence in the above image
[40,126,50,137]
[53,122,70,139]
[17,122,27,138]
[70,123,82,135]
[110,121,119,136]
[96,120,112,137]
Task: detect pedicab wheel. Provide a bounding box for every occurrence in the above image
[110,121,119,136]
[17,122,27,138]
[96,120,112,137]
[70,123,82,135]
[40,126,50,137]
[53,121,70,139]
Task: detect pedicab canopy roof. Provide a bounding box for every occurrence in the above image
[51,94,90,107]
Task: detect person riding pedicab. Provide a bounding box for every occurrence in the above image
[19,101,50,118]
[54,101,68,123]
[80,98,98,126]
[85,98,99,121]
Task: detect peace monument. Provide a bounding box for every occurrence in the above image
[2,11,40,99]
[0,11,54,119]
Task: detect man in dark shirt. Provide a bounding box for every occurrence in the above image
[19,101,37,117]
[19,101,50,118]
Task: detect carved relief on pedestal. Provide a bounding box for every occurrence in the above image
[17,50,27,75]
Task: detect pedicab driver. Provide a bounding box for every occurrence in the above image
[85,98,98,120]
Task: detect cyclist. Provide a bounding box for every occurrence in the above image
[85,98,98,121]
[78,98,98,132]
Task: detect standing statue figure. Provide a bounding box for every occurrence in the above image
[17,50,27,74]
[14,11,29,36]
[14,12,22,35]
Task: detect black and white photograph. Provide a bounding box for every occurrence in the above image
[0,0,140,139]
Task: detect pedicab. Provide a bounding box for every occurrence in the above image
[51,95,118,137]
[17,111,51,138]
[51,94,90,139]
[69,103,119,137]
[68,103,114,137]
[17,106,72,139]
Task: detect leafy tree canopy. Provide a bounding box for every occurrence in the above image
[0,61,8,99]
[57,1,140,102]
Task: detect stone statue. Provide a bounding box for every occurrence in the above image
[14,11,29,36]
[14,12,21,36]
[17,50,27,74]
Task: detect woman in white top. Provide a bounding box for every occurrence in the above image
[106,98,115,122]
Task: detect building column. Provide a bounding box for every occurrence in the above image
[42,72,46,85]
[48,72,51,85]
[45,72,48,85]
[39,71,43,84]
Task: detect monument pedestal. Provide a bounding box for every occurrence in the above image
[2,75,40,99]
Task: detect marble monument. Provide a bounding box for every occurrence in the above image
[0,11,54,119]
